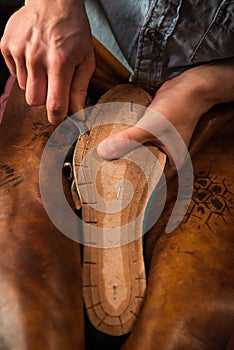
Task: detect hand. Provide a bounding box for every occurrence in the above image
[0,0,95,124]
[97,59,234,166]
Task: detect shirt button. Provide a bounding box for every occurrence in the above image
[145,28,162,40]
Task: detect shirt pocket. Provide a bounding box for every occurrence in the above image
[191,0,234,63]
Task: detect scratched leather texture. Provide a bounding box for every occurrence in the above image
[122,103,234,350]
[0,83,234,350]
[0,83,84,350]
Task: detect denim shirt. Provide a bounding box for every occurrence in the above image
[86,0,234,93]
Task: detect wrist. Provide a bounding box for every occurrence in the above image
[186,60,234,108]
[24,0,84,13]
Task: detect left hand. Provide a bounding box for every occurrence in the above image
[97,59,234,166]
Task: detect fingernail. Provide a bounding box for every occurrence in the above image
[97,139,118,159]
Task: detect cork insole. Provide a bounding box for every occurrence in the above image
[73,85,166,335]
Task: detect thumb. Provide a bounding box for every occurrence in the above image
[96,109,167,160]
[97,109,188,169]
[96,126,152,160]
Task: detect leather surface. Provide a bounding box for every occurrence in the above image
[0,82,234,349]
[0,83,84,350]
[122,104,234,350]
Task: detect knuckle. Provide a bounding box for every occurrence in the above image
[121,128,133,140]
[0,38,8,54]
[26,43,44,66]
[26,52,40,67]
[9,43,24,60]
[48,51,67,67]
[47,101,65,116]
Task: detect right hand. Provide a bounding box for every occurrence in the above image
[0,0,95,124]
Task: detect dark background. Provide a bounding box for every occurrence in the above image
[0,0,24,94]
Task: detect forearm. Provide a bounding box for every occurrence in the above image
[23,0,86,19]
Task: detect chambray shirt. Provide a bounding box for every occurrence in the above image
[86,0,234,93]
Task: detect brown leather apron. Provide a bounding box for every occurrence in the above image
[0,84,84,350]
[0,38,234,349]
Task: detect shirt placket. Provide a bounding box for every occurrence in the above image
[130,0,182,93]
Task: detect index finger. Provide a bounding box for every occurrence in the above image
[46,58,75,125]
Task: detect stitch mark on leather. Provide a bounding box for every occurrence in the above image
[0,164,23,189]
[183,170,233,230]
